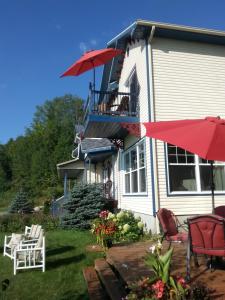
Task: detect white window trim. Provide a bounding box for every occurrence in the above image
[166,144,225,195]
[123,140,147,196]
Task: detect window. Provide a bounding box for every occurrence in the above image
[124,141,146,194]
[125,67,140,116]
[167,144,225,193]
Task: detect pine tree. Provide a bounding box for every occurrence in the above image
[61,183,106,229]
[9,189,33,214]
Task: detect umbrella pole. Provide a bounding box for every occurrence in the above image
[210,160,215,213]
[93,67,95,91]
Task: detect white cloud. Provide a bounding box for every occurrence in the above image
[79,42,87,53]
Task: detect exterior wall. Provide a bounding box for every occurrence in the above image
[86,163,97,183]
[116,39,156,231]
[152,37,225,215]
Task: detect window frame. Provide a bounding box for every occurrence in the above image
[166,144,225,195]
[123,140,147,196]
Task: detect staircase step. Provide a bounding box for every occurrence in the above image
[95,258,127,300]
[83,267,107,300]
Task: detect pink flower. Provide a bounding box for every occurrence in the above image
[152,280,165,298]
[99,210,109,219]
[157,291,163,299]
[176,276,187,288]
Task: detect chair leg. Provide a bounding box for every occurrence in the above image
[14,257,16,275]
[186,238,191,282]
[167,241,172,250]
[209,256,213,271]
[193,253,199,267]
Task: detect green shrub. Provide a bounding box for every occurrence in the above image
[9,189,33,214]
[112,210,144,242]
[91,210,144,247]
[0,213,59,233]
[43,200,51,214]
[61,183,107,229]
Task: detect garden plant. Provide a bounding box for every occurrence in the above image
[91,209,145,249]
[126,241,211,300]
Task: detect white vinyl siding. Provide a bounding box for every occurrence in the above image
[152,37,225,215]
[116,40,154,219]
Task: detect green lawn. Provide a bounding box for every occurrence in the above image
[0,230,103,300]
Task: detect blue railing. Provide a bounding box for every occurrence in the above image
[83,87,139,123]
[51,194,70,217]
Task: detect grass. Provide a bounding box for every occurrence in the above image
[0,230,104,300]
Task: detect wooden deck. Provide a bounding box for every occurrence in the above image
[85,240,225,299]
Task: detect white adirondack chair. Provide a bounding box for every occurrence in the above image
[13,229,45,275]
[3,224,42,259]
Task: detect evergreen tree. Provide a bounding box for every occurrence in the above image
[61,183,107,229]
[9,189,33,214]
[0,94,84,209]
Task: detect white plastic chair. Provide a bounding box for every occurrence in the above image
[3,225,42,259]
[13,229,45,275]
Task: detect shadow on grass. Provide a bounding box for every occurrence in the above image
[59,291,88,300]
[46,246,75,256]
[47,253,86,270]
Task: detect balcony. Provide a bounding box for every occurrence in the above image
[83,88,139,139]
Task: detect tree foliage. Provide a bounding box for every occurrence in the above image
[61,183,107,229]
[0,94,83,207]
[9,189,33,214]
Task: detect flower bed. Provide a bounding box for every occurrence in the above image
[91,210,144,249]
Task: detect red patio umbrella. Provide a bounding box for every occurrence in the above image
[143,116,225,212]
[60,48,123,89]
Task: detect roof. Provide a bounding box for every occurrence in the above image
[57,159,84,179]
[81,138,116,153]
[100,20,225,93]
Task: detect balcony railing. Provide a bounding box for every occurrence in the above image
[83,88,139,123]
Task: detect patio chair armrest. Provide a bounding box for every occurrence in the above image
[16,241,36,250]
[4,235,13,244]
[21,238,38,243]
[16,246,43,252]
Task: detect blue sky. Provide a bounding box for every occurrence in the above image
[1,0,225,144]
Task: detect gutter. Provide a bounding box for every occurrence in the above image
[137,19,225,38]
[145,26,159,218]
[107,22,137,47]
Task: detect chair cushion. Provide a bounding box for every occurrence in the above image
[189,215,225,257]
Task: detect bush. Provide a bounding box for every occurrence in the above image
[9,189,33,214]
[61,183,107,230]
[0,213,59,233]
[113,210,144,242]
[91,210,144,248]
[43,200,51,214]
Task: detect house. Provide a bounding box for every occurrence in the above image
[58,20,225,232]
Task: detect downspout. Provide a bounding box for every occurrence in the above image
[145,26,159,218]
